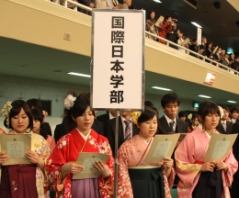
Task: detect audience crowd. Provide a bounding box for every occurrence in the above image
[50,0,239,73]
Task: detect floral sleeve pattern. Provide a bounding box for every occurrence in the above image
[97,137,114,198]
[117,142,133,198]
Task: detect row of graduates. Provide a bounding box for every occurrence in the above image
[0,93,238,198]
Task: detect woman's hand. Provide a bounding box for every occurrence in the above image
[162,158,174,177]
[70,162,84,174]
[94,161,111,178]
[25,151,44,169]
[61,162,84,178]
[215,161,228,171]
[201,162,215,172]
[0,151,8,164]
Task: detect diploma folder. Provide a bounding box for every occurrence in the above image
[204,133,238,162]
[143,133,180,164]
[0,133,31,165]
[73,152,110,180]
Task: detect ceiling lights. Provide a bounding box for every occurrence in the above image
[152,86,172,91]
[191,21,202,28]
[67,72,91,78]
[198,94,212,99]
[227,100,237,104]
[153,0,162,3]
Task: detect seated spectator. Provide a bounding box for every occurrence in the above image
[146,11,158,40]
[95,0,114,8]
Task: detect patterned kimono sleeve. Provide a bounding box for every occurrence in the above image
[117,142,133,198]
[45,136,69,187]
[162,167,175,198]
[164,165,175,187]
[222,150,238,187]
[98,139,114,198]
[175,134,202,188]
[32,133,51,198]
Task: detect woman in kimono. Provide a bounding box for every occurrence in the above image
[46,93,114,198]
[117,107,175,198]
[0,100,50,198]
[175,101,238,198]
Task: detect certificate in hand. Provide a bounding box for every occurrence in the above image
[204,133,238,162]
[72,152,109,180]
[0,133,31,165]
[143,133,180,164]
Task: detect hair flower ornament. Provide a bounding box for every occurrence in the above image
[64,94,77,110]
[130,111,141,125]
[0,101,12,126]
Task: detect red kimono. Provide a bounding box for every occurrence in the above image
[46,129,114,198]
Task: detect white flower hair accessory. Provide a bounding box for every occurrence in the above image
[0,101,12,126]
[218,106,224,119]
[64,94,77,110]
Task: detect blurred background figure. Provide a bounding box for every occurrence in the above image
[216,106,233,134]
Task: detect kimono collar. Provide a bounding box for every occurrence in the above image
[75,128,91,141]
[8,129,32,134]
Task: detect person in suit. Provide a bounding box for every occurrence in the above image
[217,106,233,134]
[230,106,239,124]
[96,110,117,136]
[158,93,188,134]
[105,110,138,156]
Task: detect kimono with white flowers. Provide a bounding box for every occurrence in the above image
[46,128,114,198]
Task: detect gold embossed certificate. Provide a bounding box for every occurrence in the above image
[143,133,180,164]
[205,133,238,162]
[72,152,109,180]
[0,133,31,165]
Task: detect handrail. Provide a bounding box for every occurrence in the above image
[146,31,239,76]
[48,0,239,77]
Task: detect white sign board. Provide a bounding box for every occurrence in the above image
[91,10,145,110]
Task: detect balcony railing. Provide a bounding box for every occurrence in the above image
[48,0,239,77]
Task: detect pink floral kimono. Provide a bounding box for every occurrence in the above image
[117,134,175,198]
[175,128,238,198]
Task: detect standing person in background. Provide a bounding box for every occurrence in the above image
[217,106,233,134]
[32,108,56,151]
[189,113,202,131]
[117,107,174,198]
[158,93,188,134]
[27,98,52,137]
[230,107,239,124]
[105,110,138,156]
[96,110,117,136]
[46,93,114,198]
[175,102,238,198]
[0,100,50,198]
[54,93,77,142]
